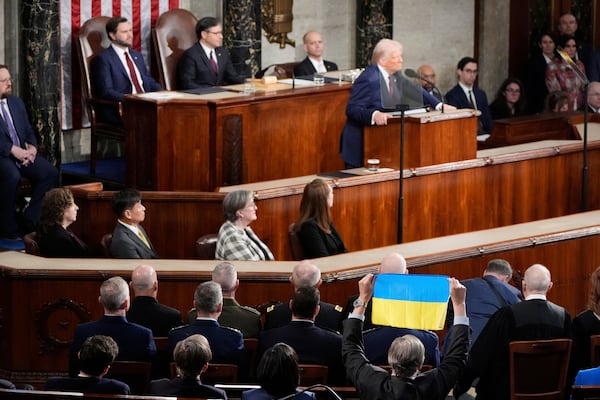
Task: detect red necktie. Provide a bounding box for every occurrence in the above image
[124,51,144,94]
[210,51,219,75]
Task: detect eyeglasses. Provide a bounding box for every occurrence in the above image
[205,30,223,36]
[0,78,13,83]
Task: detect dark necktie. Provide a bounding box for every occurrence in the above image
[0,100,20,146]
[388,76,395,97]
[210,51,219,75]
[124,52,144,94]
[468,90,476,109]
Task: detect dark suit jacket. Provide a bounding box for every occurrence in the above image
[242,388,315,400]
[91,46,161,125]
[587,49,600,83]
[38,224,94,258]
[110,222,158,259]
[147,377,227,399]
[259,320,345,384]
[342,318,469,400]
[293,57,338,77]
[445,84,493,135]
[176,43,244,89]
[126,296,182,337]
[168,318,243,364]
[69,315,156,377]
[45,376,130,395]
[340,65,441,167]
[526,52,552,113]
[364,327,440,367]
[264,300,344,333]
[0,96,37,158]
[296,219,347,258]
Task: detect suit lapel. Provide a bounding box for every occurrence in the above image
[107,46,130,81]
[197,45,217,85]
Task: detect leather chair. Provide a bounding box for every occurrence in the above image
[170,362,238,385]
[104,360,151,395]
[76,16,126,174]
[590,334,600,367]
[243,337,259,379]
[23,232,40,256]
[152,9,197,90]
[195,234,218,259]
[572,385,600,400]
[288,223,305,261]
[298,364,328,386]
[100,233,112,258]
[274,62,301,79]
[509,338,572,399]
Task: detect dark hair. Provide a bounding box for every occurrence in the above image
[557,34,577,50]
[291,286,319,319]
[79,335,119,376]
[295,179,332,234]
[544,91,569,112]
[111,188,141,217]
[106,16,128,37]
[589,266,600,315]
[39,188,74,235]
[457,56,477,70]
[196,17,220,39]
[492,77,527,115]
[537,32,556,46]
[486,259,513,278]
[256,343,300,397]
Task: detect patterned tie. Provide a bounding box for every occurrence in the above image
[137,229,150,248]
[0,100,20,146]
[210,51,219,75]
[124,51,144,94]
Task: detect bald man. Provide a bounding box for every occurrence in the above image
[454,264,571,400]
[416,64,442,101]
[264,260,344,332]
[293,31,338,77]
[126,264,182,337]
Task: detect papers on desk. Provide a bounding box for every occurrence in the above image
[387,108,428,116]
[137,91,186,100]
[278,78,315,87]
[477,134,491,142]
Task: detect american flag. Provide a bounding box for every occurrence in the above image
[60,0,179,130]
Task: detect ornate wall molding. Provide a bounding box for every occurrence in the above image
[35,298,91,355]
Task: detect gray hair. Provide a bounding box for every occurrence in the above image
[524,264,552,292]
[174,334,212,378]
[371,38,403,65]
[131,264,157,292]
[212,262,237,292]
[100,276,129,312]
[223,190,254,222]
[485,259,513,278]
[292,261,321,288]
[194,281,223,313]
[388,334,425,378]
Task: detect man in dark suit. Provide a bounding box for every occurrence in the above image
[343,274,470,400]
[127,264,182,336]
[109,188,158,259]
[293,31,338,77]
[587,81,600,113]
[0,65,58,239]
[364,327,440,368]
[453,264,571,400]
[169,281,244,364]
[47,335,130,394]
[445,56,493,137]
[176,16,244,90]
[264,260,344,333]
[340,39,447,168]
[91,16,162,126]
[69,276,156,377]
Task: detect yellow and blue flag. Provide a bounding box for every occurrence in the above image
[371,274,450,330]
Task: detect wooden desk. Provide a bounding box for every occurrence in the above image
[124,83,350,191]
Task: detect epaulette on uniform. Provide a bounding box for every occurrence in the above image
[240,305,261,315]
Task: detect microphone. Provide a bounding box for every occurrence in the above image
[556,48,589,85]
[276,384,343,400]
[404,68,445,113]
[255,64,278,79]
[292,71,295,89]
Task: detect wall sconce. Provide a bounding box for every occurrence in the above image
[261,0,295,48]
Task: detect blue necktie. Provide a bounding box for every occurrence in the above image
[0,100,20,146]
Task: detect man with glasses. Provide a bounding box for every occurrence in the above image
[176,17,244,90]
[445,56,493,137]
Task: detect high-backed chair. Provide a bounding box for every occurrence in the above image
[274,62,301,79]
[195,234,218,259]
[23,232,40,256]
[288,223,305,261]
[104,360,151,395]
[170,362,238,385]
[152,9,198,90]
[298,364,328,386]
[572,385,600,400]
[590,335,600,367]
[100,233,113,258]
[509,339,572,400]
[76,16,126,174]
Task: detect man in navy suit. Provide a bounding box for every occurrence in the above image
[109,188,158,259]
[176,17,244,90]
[69,276,156,377]
[0,65,58,239]
[340,39,450,168]
[445,56,493,137]
[293,31,338,77]
[91,16,162,126]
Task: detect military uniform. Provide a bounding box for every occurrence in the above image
[264,300,344,333]
[187,298,261,338]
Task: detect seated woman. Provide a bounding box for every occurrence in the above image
[489,78,527,119]
[37,187,94,257]
[571,266,600,376]
[546,35,587,111]
[242,342,315,400]
[216,190,274,261]
[294,178,347,258]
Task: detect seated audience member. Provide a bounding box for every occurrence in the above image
[294,178,347,258]
[69,276,156,377]
[445,56,493,136]
[416,64,443,101]
[127,264,182,337]
[216,190,274,261]
[91,16,162,126]
[364,326,440,368]
[110,188,158,259]
[176,17,244,90]
[343,274,469,399]
[555,12,591,67]
[489,77,527,119]
[293,31,338,77]
[544,90,570,112]
[259,286,345,385]
[264,260,344,332]
[587,81,600,113]
[242,342,315,400]
[47,335,130,394]
[526,32,556,114]
[37,188,94,258]
[546,35,587,111]
[0,65,58,239]
[571,266,600,377]
[169,281,244,364]
[147,334,226,399]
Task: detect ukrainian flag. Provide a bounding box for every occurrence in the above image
[371,274,450,330]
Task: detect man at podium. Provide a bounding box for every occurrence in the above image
[340,39,451,168]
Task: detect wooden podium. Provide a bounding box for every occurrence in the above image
[363,109,479,169]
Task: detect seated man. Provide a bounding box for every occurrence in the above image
[147,334,226,398]
[47,335,130,394]
[0,65,58,239]
[69,276,156,377]
[91,16,161,125]
[416,64,443,101]
[110,188,158,259]
[293,31,338,77]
